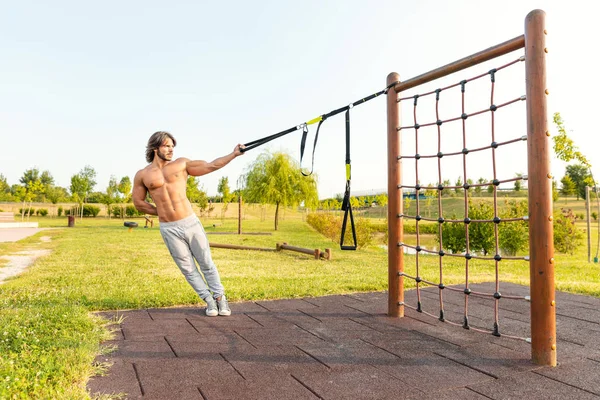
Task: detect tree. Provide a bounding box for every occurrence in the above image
[560,175,576,201]
[46,186,66,204]
[217,176,232,203]
[498,200,529,256]
[551,179,559,202]
[565,164,592,200]
[553,112,590,167]
[102,176,119,219]
[70,166,97,219]
[376,193,388,208]
[19,167,53,202]
[244,151,318,230]
[514,173,523,192]
[0,174,11,201]
[118,176,132,202]
[475,178,485,196]
[455,177,463,195]
[186,176,209,213]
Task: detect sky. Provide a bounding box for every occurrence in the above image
[1,0,598,200]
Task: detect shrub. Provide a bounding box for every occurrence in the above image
[577,213,585,220]
[36,208,48,217]
[498,200,529,256]
[554,208,583,254]
[593,212,598,221]
[83,205,100,217]
[126,205,143,217]
[111,206,123,218]
[19,208,35,216]
[58,206,63,217]
[307,213,373,248]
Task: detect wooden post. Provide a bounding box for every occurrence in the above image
[525,9,556,366]
[586,186,591,263]
[387,72,403,317]
[237,194,242,235]
[325,248,332,260]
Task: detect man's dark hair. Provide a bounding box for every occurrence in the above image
[146,131,176,163]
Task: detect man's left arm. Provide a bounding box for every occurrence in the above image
[187,144,244,177]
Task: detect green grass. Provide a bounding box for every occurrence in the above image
[1,205,600,399]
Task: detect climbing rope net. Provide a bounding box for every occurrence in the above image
[396,55,532,341]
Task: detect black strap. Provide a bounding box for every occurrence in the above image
[242,125,301,153]
[340,109,357,250]
[300,120,324,176]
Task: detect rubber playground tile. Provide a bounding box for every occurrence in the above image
[535,358,600,395]
[407,387,490,400]
[291,365,423,400]
[234,326,326,347]
[236,312,305,328]
[226,300,272,313]
[300,293,369,309]
[432,341,539,378]
[467,370,600,400]
[186,313,264,329]
[87,358,142,399]
[133,358,243,390]
[295,315,380,331]
[374,352,495,392]
[254,298,320,312]
[198,374,321,400]
[362,336,461,356]
[297,339,404,369]
[556,309,600,329]
[146,307,207,321]
[164,329,256,345]
[400,315,490,347]
[167,340,256,358]
[219,345,330,380]
[487,335,600,365]
[121,319,199,340]
[298,326,398,343]
[104,339,177,360]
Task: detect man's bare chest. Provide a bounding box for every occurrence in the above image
[144,167,186,190]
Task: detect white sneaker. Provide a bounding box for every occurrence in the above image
[217,295,231,316]
[205,297,218,317]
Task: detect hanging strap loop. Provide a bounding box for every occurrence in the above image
[340,109,357,250]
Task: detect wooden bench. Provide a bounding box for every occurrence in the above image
[0,212,15,223]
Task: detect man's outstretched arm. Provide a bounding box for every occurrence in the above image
[187,144,244,177]
[132,172,158,215]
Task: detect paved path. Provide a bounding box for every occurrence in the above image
[88,282,600,399]
[0,227,45,243]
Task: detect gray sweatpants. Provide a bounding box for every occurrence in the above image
[159,214,224,301]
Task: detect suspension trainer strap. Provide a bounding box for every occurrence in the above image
[340,109,357,250]
[242,125,303,153]
[300,117,325,176]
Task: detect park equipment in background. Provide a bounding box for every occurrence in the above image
[386,10,556,366]
[209,241,331,260]
[124,221,138,232]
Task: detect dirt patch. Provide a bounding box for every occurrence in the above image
[0,248,52,284]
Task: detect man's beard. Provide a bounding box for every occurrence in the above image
[156,149,171,161]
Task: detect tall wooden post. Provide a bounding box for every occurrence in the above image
[586,186,591,263]
[238,194,242,235]
[525,9,556,366]
[387,73,403,317]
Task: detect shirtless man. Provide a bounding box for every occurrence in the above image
[133,131,244,316]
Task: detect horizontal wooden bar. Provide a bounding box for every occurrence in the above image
[210,243,276,252]
[393,35,525,93]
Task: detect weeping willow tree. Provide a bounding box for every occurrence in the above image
[243,151,318,230]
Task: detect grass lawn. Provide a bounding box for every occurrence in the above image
[0,203,599,399]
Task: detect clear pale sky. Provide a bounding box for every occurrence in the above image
[1,1,597,199]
